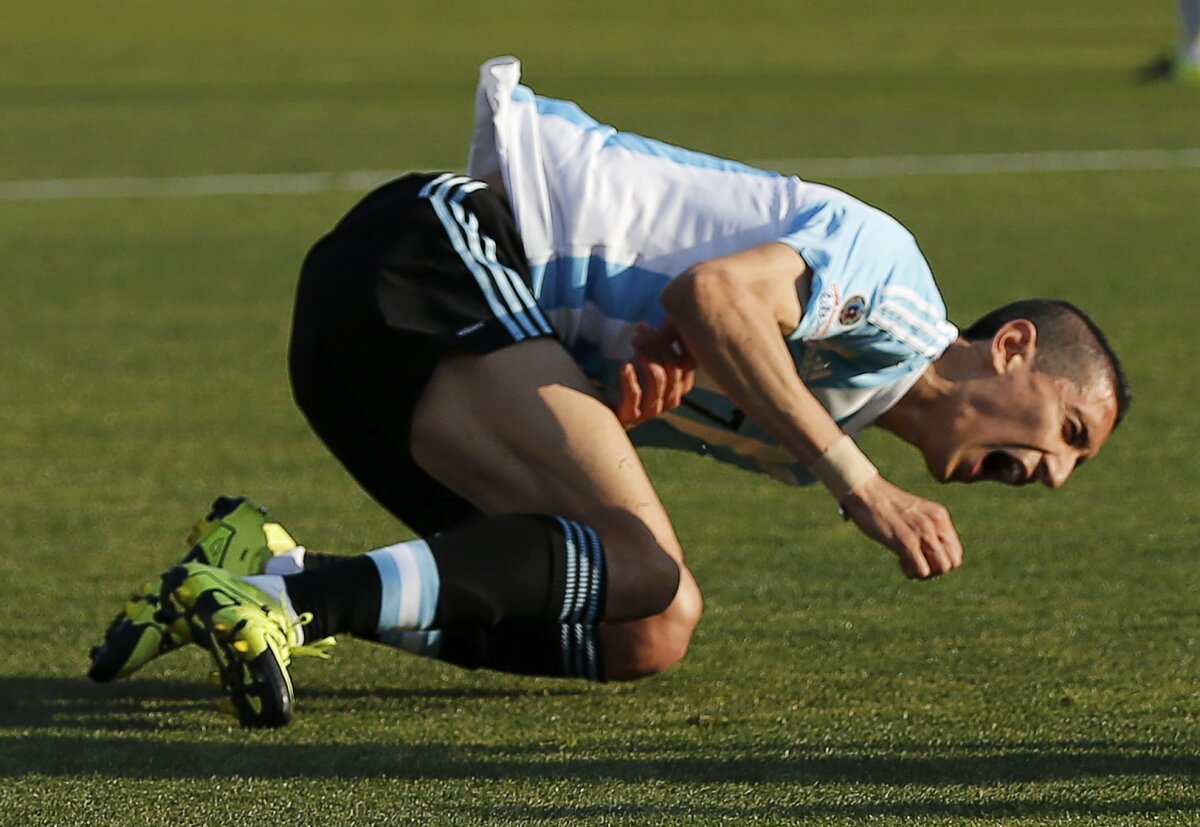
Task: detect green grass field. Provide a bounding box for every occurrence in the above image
[3,2,1199,824]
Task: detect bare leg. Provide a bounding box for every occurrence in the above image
[412,338,702,674]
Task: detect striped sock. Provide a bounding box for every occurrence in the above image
[368,541,441,641]
[283,515,608,651]
[426,514,607,629]
[381,630,444,657]
[553,518,605,626]
[558,623,604,681]
[434,620,605,682]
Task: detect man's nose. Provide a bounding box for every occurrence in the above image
[1038,455,1073,489]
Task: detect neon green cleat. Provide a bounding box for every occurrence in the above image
[1176,58,1200,85]
[157,562,334,728]
[87,496,300,683]
[1142,52,1200,84]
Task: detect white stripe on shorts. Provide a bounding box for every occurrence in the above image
[419,175,526,341]
[420,174,551,342]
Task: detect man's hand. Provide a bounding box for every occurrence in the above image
[613,321,697,428]
[839,476,964,579]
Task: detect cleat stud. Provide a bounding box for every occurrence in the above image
[207,670,223,688]
[232,640,250,654]
[173,586,192,603]
[213,623,228,635]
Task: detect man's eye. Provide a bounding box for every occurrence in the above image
[1064,420,1087,447]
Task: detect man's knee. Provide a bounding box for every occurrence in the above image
[597,513,685,622]
[603,570,703,680]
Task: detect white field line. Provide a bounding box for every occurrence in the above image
[761,147,1200,177]
[0,169,405,202]
[2,148,1199,202]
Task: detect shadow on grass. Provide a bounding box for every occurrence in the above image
[468,801,1200,821]
[1,677,1197,819]
[0,676,582,733]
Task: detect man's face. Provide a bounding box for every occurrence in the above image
[925,353,1119,490]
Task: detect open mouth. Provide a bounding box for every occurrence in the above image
[978,450,1029,485]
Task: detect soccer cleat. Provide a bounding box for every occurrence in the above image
[157,562,334,728]
[1141,53,1200,84]
[87,496,300,683]
[1177,59,1200,85]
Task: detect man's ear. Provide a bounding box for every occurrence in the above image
[989,319,1037,374]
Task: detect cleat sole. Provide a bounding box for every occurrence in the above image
[174,565,297,729]
[205,631,293,728]
[87,496,296,684]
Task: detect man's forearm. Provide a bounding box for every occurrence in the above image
[661,264,846,468]
[660,254,961,579]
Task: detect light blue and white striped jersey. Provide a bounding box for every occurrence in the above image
[467,57,957,485]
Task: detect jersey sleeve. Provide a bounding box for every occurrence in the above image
[774,196,958,387]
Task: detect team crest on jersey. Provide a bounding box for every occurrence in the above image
[838,295,867,328]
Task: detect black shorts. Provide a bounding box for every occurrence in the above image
[288,172,556,536]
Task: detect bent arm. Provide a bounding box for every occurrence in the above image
[660,242,962,579]
[659,242,842,465]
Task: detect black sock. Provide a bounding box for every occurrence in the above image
[430,514,606,628]
[282,556,381,640]
[437,620,606,682]
[283,514,606,640]
[299,550,348,570]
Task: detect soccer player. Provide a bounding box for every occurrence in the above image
[1176,0,1200,80]
[1146,0,1200,82]
[89,57,1130,727]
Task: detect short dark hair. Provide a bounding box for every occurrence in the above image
[961,299,1131,429]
